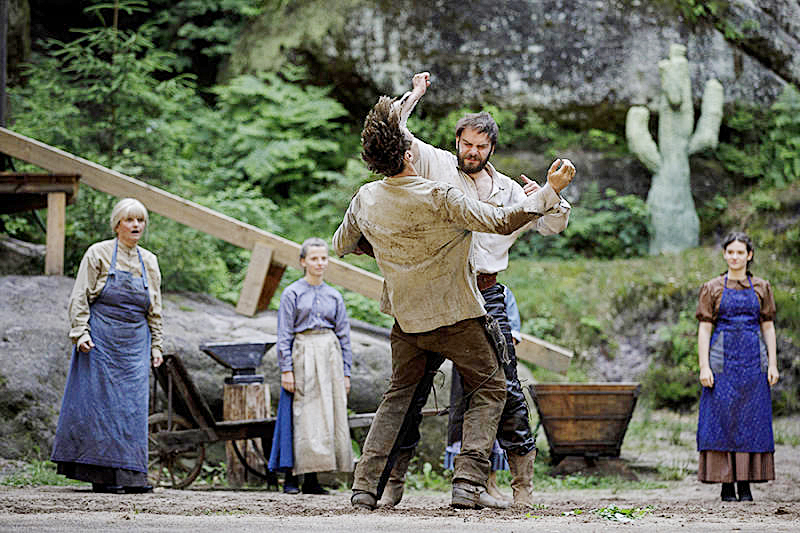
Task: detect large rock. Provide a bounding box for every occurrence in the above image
[1,275,538,470]
[0,275,394,460]
[226,0,796,126]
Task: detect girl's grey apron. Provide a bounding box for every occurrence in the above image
[52,240,152,484]
[697,275,774,453]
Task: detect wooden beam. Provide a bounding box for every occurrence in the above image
[45,192,65,275]
[515,332,573,375]
[0,127,383,301]
[257,261,286,313]
[236,243,276,316]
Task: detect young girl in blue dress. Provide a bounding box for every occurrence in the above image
[696,232,779,502]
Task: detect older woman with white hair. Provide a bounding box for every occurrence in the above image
[51,197,163,494]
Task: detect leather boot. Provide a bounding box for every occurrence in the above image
[377,449,413,508]
[507,449,537,509]
[737,481,753,502]
[485,470,510,503]
[477,484,510,509]
[721,482,737,501]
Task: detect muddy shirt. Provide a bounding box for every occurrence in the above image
[68,238,163,356]
[412,140,570,274]
[332,175,560,333]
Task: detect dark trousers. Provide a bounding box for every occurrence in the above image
[352,318,506,497]
[451,284,538,456]
[480,283,537,456]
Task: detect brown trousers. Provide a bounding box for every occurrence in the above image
[352,318,506,495]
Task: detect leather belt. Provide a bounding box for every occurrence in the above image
[476,273,497,291]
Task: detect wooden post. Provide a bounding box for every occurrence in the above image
[236,242,286,316]
[45,192,66,275]
[223,382,271,487]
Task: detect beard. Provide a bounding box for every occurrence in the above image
[457,150,491,174]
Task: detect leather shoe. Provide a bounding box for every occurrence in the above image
[477,486,510,509]
[124,485,154,494]
[92,483,124,494]
[451,480,480,509]
[721,482,737,502]
[351,491,377,510]
[737,481,753,502]
[302,483,329,495]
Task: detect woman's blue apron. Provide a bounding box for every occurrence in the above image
[51,240,152,473]
[697,275,774,453]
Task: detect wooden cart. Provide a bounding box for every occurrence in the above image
[148,352,377,489]
[529,382,641,465]
[148,353,280,488]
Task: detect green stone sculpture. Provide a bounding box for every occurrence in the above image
[626,44,724,254]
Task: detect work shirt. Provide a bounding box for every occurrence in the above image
[412,141,571,274]
[332,175,561,334]
[276,278,353,376]
[68,238,163,357]
[696,275,776,324]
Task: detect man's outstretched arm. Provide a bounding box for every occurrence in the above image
[332,196,363,257]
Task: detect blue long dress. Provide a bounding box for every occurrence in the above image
[51,240,152,487]
[696,275,775,482]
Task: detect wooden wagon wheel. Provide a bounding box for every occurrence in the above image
[148,412,205,489]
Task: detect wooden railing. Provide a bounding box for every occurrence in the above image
[0,126,572,373]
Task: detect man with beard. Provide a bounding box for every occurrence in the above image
[375,72,571,509]
[334,95,575,510]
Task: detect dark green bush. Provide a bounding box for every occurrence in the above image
[513,184,650,260]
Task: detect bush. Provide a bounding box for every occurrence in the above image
[513,184,651,260]
[643,309,700,411]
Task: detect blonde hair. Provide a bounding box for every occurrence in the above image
[109,198,149,234]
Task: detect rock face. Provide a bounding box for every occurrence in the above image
[1,275,539,470]
[227,0,797,125]
[0,275,392,460]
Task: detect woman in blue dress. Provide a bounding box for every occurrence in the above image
[696,232,779,502]
[268,237,354,494]
[51,198,163,494]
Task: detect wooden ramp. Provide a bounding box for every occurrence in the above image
[0,127,572,373]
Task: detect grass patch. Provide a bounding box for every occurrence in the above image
[594,504,654,522]
[0,460,85,488]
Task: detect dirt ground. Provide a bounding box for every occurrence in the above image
[1,414,799,532]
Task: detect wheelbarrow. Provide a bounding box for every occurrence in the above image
[529,382,641,465]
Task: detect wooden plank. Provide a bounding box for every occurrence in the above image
[0,127,383,301]
[235,243,275,316]
[515,332,573,374]
[45,192,65,275]
[256,261,286,313]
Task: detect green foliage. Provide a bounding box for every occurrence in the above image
[513,184,650,260]
[643,309,700,411]
[148,0,264,74]
[405,459,452,491]
[210,70,352,198]
[716,85,800,187]
[763,85,800,186]
[594,505,653,523]
[0,460,84,487]
[6,1,363,309]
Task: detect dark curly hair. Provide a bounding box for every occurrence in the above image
[455,112,499,148]
[361,96,411,177]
